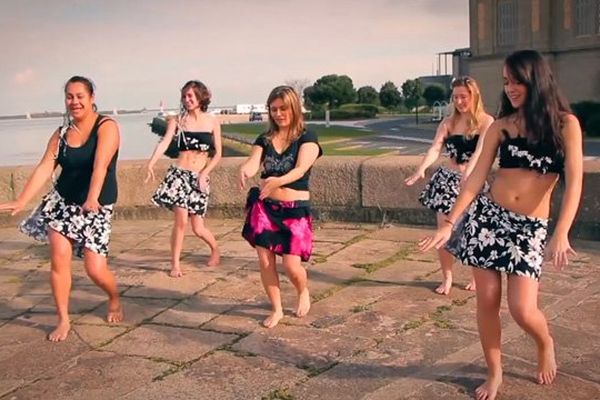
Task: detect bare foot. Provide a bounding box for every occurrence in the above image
[475,374,502,400]
[207,249,220,267]
[48,320,70,342]
[465,279,477,291]
[107,299,123,323]
[537,338,557,385]
[295,289,311,317]
[435,279,452,295]
[262,310,284,329]
[170,268,183,278]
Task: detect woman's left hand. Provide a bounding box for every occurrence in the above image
[544,233,577,270]
[198,173,210,193]
[82,198,101,213]
[259,177,281,200]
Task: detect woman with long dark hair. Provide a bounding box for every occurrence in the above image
[420,50,583,399]
[145,80,222,277]
[0,76,123,341]
[406,76,493,294]
[239,86,322,328]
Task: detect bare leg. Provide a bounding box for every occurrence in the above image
[83,249,122,323]
[435,213,454,295]
[170,207,188,277]
[282,254,310,318]
[257,247,283,328]
[473,268,503,400]
[47,229,73,342]
[465,271,477,291]
[190,215,220,267]
[507,275,556,385]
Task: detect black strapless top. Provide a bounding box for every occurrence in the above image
[444,134,479,164]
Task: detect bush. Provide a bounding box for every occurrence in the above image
[571,101,600,134]
[338,103,379,114]
[586,114,600,137]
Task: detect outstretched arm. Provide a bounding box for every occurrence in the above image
[545,114,583,268]
[144,118,178,182]
[83,119,120,212]
[463,113,495,180]
[0,130,60,215]
[239,145,264,190]
[405,118,449,186]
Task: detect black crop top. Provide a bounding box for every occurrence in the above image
[177,130,215,155]
[55,115,119,205]
[444,134,479,164]
[253,129,323,191]
[498,129,564,175]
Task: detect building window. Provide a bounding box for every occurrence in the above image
[497,0,518,46]
[574,0,600,36]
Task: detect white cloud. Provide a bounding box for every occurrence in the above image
[13,68,35,85]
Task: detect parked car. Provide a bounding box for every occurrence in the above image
[249,112,263,122]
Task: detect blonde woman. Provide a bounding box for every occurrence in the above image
[239,86,322,328]
[405,76,494,295]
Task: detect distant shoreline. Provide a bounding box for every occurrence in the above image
[0,109,152,121]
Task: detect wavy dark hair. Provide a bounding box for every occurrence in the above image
[180,80,211,113]
[498,50,570,152]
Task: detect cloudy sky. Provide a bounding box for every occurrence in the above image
[1,0,469,115]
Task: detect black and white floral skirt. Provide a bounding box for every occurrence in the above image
[419,166,489,215]
[419,167,463,215]
[151,165,209,216]
[446,195,548,281]
[19,189,114,258]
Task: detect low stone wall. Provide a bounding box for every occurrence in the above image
[1,157,599,239]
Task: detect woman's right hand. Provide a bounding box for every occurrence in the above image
[404,169,425,186]
[418,223,453,252]
[0,200,25,216]
[239,167,250,191]
[144,164,155,183]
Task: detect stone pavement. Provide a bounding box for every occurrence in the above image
[0,218,599,400]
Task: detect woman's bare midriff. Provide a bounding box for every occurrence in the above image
[176,150,209,173]
[266,186,310,202]
[489,169,559,218]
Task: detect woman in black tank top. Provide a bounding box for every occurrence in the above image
[0,76,123,342]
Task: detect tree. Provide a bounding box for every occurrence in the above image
[401,79,424,124]
[285,78,311,103]
[303,74,357,109]
[379,81,402,109]
[422,84,448,107]
[357,86,380,105]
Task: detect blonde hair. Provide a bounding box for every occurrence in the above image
[448,76,486,138]
[266,85,305,141]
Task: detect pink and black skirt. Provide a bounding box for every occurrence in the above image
[242,187,314,261]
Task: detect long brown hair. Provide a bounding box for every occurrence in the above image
[498,50,570,152]
[265,85,305,141]
[447,76,486,138]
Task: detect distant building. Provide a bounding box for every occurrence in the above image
[468,0,600,111]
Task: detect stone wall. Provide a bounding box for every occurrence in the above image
[1,157,599,239]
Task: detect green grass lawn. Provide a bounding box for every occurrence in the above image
[222,123,376,143]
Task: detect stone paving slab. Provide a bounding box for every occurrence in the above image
[1,218,599,400]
